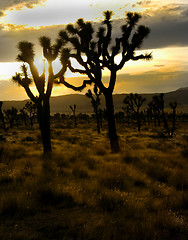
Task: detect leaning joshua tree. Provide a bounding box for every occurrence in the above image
[12,38,66,154]
[58,11,151,152]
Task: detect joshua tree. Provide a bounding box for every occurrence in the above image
[24,101,37,127]
[150,95,163,126]
[123,93,145,131]
[122,104,132,126]
[148,93,166,128]
[166,101,177,138]
[70,104,77,127]
[86,85,101,133]
[0,101,6,131]
[4,107,18,128]
[12,38,66,154]
[58,11,151,152]
[19,108,29,127]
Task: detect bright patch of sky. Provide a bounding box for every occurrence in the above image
[0,0,188,99]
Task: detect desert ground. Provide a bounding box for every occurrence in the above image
[0,117,188,240]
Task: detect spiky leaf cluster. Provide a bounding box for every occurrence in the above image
[12,64,32,87]
[17,42,34,63]
[39,36,63,61]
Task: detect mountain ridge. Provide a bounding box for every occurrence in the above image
[1,87,188,114]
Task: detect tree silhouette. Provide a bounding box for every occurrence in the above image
[58,11,151,152]
[4,107,18,128]
[70,104,77,127]
[12,38,66,154]
[148,93,166,128]
[122,104,132,126]
[0,101,6,131]
[86,85,101,133]
[19,107,29,127]
[167,101,177,138]
[123,93,145,131]
[24,101,37,127]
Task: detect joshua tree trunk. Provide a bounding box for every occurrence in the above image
[37,97,51,154]
[95,108,100,134]
[104,91,120,153]
[0,112,6,131]
[136,113,141,132]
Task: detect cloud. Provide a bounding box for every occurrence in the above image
[0,0,44,11]
[0,24,66,62]
[153,65,165,67]
[136,1,151,6]
[0,2,188,62]
[141,5,188,49]
[112,3,188,50]
[114,70,188,94]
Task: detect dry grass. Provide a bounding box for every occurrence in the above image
[0,120,188,239]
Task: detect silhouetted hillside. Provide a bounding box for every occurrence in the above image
[1,87,188,114]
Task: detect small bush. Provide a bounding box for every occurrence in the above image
[0,176,14,185]
[0,198,19,216]
[36,186,75,207]
[100,176,127,191]
[21,136,34,142]
[121,151,139,164]
[72,167,89,178]
[98,190,125,212]
[95,146,107,156]
[134,180,146,188]
[146,163,170,183]
[168,168,188,190]
[181,148,188,158]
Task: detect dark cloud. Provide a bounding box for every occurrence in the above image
[0,0,44,11]
[136,1,151,6]
[141,5,188,49]
[0,3,188,62]
[0,24,66,62]
[112,3,188,50]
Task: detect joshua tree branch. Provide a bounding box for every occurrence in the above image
[46,61,54,98]
[28,61,43,95]
[116,52,131,70]
[54,64,68,79]
[58,76,93,91]
[24,85,37,103]
[68,62,87,74]
[131,53,152,61]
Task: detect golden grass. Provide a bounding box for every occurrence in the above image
[0,121,188,239]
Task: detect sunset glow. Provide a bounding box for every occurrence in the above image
[0,0,188,100]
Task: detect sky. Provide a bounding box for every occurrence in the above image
[0,0,187,100]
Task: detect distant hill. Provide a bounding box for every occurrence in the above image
[1,87,188,114]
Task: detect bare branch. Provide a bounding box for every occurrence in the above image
[131,53,152,61]
[57,76,93,91]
